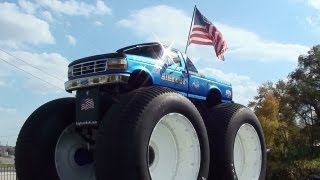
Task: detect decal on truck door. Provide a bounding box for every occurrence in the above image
[161,74,186,85]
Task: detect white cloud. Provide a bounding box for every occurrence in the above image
[216,23,309,62]
[302,0,320,32]
[308,0,320,10]
[200,68,250,84]
[95,0,111,15]
[233,84,258,106]
[66,35,77,46]
[0,50,69,94]
[41,10,54,22]
[0,41,23,50]
[94,21,103,26]
[118,5,189,48]
[199,67,258,106]
[0,2,54,47]
[36,0,111,16]
[118,5,309,62]
[0,107,16,115]
[0,81,5,87]
[11,51,69,78]
[18,0,37,14]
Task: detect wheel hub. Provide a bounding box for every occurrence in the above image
[233,123,262,180]
[74,148,94,166]
[148,113,201,180]
[148,146,156,167]
[55,124,96,180]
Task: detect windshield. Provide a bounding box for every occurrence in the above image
[117,43,163,59]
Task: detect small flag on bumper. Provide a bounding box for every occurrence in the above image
[81,98,95,111]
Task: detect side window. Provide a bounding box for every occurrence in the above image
[186,57,198,73]
[162,50,182,67]
[171,51,181,66]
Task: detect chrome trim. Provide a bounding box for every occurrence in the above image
[70,59,108,78]
[65,74,130,91]
[69,58,127,78]
[71,59,108,66]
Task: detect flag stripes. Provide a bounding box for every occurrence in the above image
[187,7,228,60]
[81,98,95,111]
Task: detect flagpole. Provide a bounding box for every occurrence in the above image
[184,5,196,54]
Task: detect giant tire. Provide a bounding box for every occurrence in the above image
[203,103,266,180]
[94,86,210,180]
[15,97,104,180]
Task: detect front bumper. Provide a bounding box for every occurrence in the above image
[65,74,130,92]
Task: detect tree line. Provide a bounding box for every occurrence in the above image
[248,45,320,179]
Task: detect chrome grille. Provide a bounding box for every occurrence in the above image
[71,59,107,77]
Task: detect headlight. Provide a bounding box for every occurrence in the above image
[107,58,127,69]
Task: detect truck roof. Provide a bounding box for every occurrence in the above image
[116,42,162,53]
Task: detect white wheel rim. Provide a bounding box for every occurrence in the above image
[148,113,201,180]
[234,123,262,180]
[55,124,96,180]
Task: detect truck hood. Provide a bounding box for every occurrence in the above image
[68,52,126,67]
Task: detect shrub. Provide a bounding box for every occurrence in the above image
[269,158,320,180]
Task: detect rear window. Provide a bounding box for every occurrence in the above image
[186,57,198,73]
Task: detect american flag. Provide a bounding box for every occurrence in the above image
[81,98,95,111]
[188,7,228,60]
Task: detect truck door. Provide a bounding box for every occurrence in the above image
[183,55,207,99]
[159,50,188,94]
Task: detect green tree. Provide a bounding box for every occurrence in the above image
[249,81,298,160]
[255,93,281,151]
[288,45,320,156]
[250,45,320,179]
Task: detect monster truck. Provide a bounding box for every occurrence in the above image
[15,42,266,180]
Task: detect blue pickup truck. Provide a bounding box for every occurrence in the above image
[15,42,266,180]
[65,42,233,105]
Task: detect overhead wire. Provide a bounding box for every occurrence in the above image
[0,48,66,82]
[0,7,108,93]
[0,57,66,92]
[0,6,117,143]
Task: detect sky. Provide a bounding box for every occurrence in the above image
[0,0,319,145]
